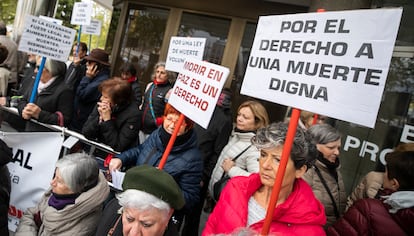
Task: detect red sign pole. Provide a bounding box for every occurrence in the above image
[260,108,301,235]
[158,113,185,170]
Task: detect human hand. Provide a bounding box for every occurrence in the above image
[22,103,41,120]
[221,158,235,173]
[0,97,6,106]
[97,101,111,122]
[108,158,123,172]
[86,64,99,78]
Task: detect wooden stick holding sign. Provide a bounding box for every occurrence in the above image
[158,113,186,170]
[260,108,301,235]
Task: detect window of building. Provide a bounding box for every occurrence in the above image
[178,12,231,64]
[115,6,170,85]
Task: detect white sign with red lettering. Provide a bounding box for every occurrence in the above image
[168,59,229,128]
[4,132,63,232]
[241,8,402,128]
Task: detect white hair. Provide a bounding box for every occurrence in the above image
[117,189,171,220]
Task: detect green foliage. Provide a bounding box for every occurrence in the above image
[55,0,111,49]
[0,0,17,25]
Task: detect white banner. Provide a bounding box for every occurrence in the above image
[241,8,402,128]
[165,37,206,73]
[70,1,93,25]
[168,59,229,129]
[3,132,63,232]
[83,19,102,35]
[18,15,76,62]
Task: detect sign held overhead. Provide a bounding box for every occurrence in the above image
[241,8,402,128]
[168,58,229,129]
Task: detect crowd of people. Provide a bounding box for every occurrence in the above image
[0,20,413,236]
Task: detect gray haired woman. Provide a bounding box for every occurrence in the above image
[16,153,109,236]
[17,57,74,131]
[302,123,347,227]
[96,165,185,236]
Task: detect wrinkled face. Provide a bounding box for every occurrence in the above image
[258,146,305,189]
[154,66,168,82]
[236,107,256,131]
[163,113,187,136]
[122,207,170,236]
[50,168,74,195]
[316,139,341,163]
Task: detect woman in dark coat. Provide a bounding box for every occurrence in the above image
[17,58,73,131]
[109,103,203,230]
[82,77,141,153]
[0,139,12,236]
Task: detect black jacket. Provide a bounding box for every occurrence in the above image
[17,76,74,131]
[0,139,13,236]
[82,101,141,152]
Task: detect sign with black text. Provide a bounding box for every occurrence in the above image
[70,1,93,25]
[241,8,402,128]
[4,132,63,232]
[18,15,76,62]
[84,19,102,35]
[165,37,206,73]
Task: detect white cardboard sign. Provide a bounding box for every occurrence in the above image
[4,132,63,232]
[70,1,93,25]
[168,59,229,129]
[83,19,102,35]
[165,37,206,73]
[241,8,402,128]
[18,15,76,62]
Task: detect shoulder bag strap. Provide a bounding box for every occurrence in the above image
[220,145,252,179]
[313,164,340,219]
[107,214,122,236]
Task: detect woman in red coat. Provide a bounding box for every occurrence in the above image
[327,149,414,236]
[202,122,326,236]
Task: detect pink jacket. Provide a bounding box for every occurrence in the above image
[202,174,326,236]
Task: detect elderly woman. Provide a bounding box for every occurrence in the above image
[203,122,326,235]
[96,165,185,236]
[17,57,73,131]
[15,153,110,236]
[120,63,142,106]
[302,124,347,227]
[140,62,175,137]
[82,77,141,152]
[109,103,202,229]
[209,100,269,201]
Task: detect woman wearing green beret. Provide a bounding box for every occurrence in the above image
[95,165,185,236]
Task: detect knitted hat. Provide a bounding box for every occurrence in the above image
[84,48,110,66]
[122,165,185,210]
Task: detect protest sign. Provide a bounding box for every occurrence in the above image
[84,19,102,35]
[18,15,76,62]
[241,8,402,128]
[70,1,93,25]
[165,37,206,73]
[3,132,63,232]
[168,59,229,129]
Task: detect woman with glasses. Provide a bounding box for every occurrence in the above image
[108,103,203,232]
[202,122,326,235]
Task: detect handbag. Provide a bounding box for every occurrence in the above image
[213,145,251,202]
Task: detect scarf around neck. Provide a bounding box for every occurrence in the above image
[48,192,79,210]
